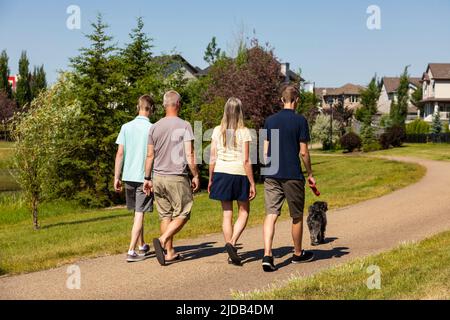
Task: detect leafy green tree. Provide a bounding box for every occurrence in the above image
[0,50,12,98]
[390,66,410,126]
[11,73,81,229]
[204,36,222,65]
[31,65,47,99]
[68,14,126,207]
[431,111,442,134]
[15,51,32,108]
[297,90,319,126]
[311,113,340,150]
[411,85,423,113]
[356,76,380,125]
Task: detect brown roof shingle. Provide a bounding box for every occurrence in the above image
[382,77,422,93]
[428,63,450,79]
[315,83,365,97]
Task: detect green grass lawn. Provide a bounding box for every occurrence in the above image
[312,143,450,162]
[371,143,450,162]
[0,155,425,275]
[235,231,450,300]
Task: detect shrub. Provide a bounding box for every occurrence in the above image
[340,132,362,152]
[362,141,382,152]
[379,124,406,149]
[388,125,406,147]
[406,119,430,134]
[379,132,391,150]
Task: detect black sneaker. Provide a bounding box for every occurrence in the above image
[138,244,151,257]
[291,250,314,264]
[126,251,146,263]
[225,243,242,265]
[262,256,277,272]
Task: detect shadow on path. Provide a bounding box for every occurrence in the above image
[175,242,223,261]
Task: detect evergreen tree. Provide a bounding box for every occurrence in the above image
[204,37,222,65]
[390,66,410,126]
[0,50,12,98]
[68,14,124,207]
[120,17,159,114]
[121,17,154,85]
[431,111,442,134]
[356,76,380,125]
[15,51,32,107]
[31,65,47,99]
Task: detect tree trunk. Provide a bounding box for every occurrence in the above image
[32,195,40,230]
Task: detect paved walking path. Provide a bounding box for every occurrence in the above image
[1,156,450,300]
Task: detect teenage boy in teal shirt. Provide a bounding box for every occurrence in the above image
[115,95,154,262]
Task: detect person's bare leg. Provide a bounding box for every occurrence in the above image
[221,201,233,244]
[160,218,177,259]
[292,217,304,256]
[230,201,250,246]
[159,218,188,252]
[138,215,145,247]
[263,213,278,257]
[128,212,144,252]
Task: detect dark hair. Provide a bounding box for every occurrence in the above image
[138,95,155,114]
[280,85,300,103]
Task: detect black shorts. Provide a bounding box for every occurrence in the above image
[124,181,153,213]
[264,178,305,219]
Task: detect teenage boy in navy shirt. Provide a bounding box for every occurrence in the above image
[262,85,316,272]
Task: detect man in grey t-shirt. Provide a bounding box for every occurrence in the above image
[144,90,200,266]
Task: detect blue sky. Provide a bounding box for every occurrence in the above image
[1,0,449,87]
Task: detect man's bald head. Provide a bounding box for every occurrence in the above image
[163,90,181,108]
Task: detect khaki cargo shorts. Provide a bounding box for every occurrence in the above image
[264,178,305,220]
[153,174,193,221]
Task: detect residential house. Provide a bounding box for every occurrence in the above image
[155,54,204,81]
[314,83,365,110]
[377,76,422,122]
[421,63,450,123]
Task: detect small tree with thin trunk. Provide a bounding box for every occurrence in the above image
[11,73,80,229]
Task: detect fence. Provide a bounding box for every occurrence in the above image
[0,130,12,141]
[405,133,450,143]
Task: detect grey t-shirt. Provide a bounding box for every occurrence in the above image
[148,116,195,176]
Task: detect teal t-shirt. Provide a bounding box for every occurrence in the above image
[116,116,152,183]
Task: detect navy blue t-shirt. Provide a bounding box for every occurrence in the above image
[263,109,310,180]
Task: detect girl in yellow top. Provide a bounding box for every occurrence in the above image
[208,97,256,265]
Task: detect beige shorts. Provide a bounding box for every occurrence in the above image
[153,175,193,221]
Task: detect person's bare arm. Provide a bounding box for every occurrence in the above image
[143,144,155,195]
[114,145,124,192]
[243,141,256,200]
[300,142,315,185]
[184,140,200,192]
[208,139,217,194]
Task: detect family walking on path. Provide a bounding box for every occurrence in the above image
[114,85,316,272]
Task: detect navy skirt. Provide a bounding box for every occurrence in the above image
[209,173,250,202]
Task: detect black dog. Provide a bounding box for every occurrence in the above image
[307,201,328,246]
